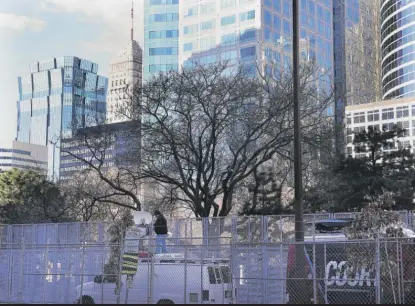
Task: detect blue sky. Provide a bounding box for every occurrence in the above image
[0,0,144,148]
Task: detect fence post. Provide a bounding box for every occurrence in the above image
[324,243,328,304]
[18,240,25,304]
[313,241,317,304]
[262,216,268,243]
[231,216,237,243]
[116,236,124,305]
[184,244,187,304]
[399,240,405,304]
[375,237,381,304]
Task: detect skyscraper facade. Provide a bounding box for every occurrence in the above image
[17,56,108,180]
[333,0,381,153]
[381,0,415,100]
[106,41,143,123]
[179,0,333,88]
[143,0,180,82]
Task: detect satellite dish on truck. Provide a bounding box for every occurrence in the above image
[133,211,153,225]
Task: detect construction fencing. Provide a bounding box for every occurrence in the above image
[0,237,415,304]
[0,210,413,246]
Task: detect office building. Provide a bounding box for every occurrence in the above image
[381,0,415,100]
[143,0,179,81]
[106,3,143,123]
[178,0,333,83]
[17,56,108,180]
[346,97,415,157]
[59,121,140,181]
[333,0,381,153]
[0,141,48,172]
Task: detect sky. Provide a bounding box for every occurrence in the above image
[0,0,144,148]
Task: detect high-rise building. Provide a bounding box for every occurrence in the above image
[106,3,143,123]
[0,141,48,173]
[143,0,179,81]
[16,57,108,180]
[59,121,141,181]
[179,0,333,87]
[345,97,415,157]
[333,0,381,153]
[381,0,415,100]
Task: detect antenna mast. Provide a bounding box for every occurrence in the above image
[131,1,134,41]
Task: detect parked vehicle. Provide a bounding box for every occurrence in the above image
[75,253,234,304]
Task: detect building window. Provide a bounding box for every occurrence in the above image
[346,114,351,125]
[382,122,395,131]
[397,106,409,118]
[221,0,236,8]
[398,140,411,150]
[240,10,255,22]
[367,110,379,122]
[346,146,352,156]
[221,15,236,26]
[353,126,365,135]
[397,121,410,136]
[240,46,256,60]
[368,124,380,131]
[353,112,365,124]
[382,108,394,120]
[201,20,215,31]
[184,42,193,52]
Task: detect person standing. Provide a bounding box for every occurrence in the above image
[153,210,168,254]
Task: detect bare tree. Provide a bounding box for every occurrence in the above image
[61,170,136,221]
[63,62,333,218]
[59,121,142,211]
[117,62,333,217]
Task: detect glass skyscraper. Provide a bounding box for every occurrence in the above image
[17,56,108,180]
[143,0,180,81]
[381,0,415,100]
[179,0,333,86]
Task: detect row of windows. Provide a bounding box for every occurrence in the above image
[381,5,415,42]
[184,29,257,52]
[149,13,179,23]
[149,47,178,56]
[0,156,48,165]
[149,0,178,5]
[347,105,415,124]
[148,30,179,39]
[148,64,179,73]
[0,164,43,170]
[0,149,31,156]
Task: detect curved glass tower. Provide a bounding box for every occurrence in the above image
[382,0,415,99]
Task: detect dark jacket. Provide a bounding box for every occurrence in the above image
[154,214,168,235]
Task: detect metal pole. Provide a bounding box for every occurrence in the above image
[293,0,304,243]
[375,237,381,304]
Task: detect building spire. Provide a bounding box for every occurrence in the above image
[131,1,134,41]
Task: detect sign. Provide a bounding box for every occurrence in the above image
[121,252,139,275]
[304,244,376,304]
[112,62,128,73]
[127,275,134,289]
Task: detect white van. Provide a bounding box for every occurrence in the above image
[75,253,234,304]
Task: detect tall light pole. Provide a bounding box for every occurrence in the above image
[293,0,304,242]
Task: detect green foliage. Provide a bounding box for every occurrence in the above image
[238,168,285,215]
[103,209,134,284]
[0,168,72,223]
[336,125,415,210]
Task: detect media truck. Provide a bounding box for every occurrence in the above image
[75,212,234,304]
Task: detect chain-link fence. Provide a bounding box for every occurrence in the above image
[1,236,415,304]
[0,211,413,246]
